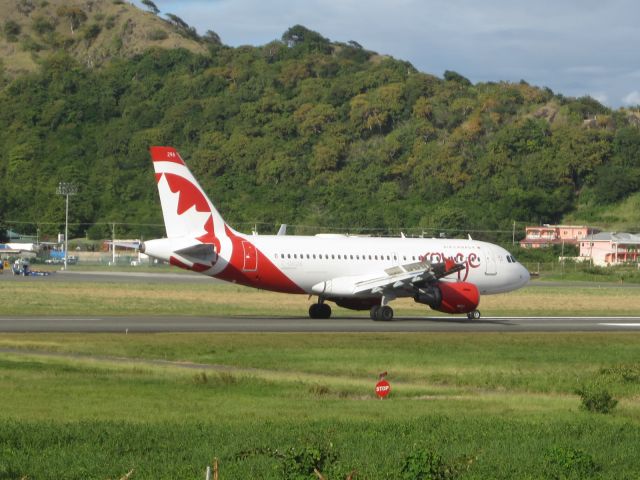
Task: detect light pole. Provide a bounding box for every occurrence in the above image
[56,182,77,270]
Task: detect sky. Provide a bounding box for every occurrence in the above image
[135,0,640,108]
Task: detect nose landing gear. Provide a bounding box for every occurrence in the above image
[309,302,332,319]
[466,310,481,320]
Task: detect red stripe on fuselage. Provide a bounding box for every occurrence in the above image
[215,225,304,294]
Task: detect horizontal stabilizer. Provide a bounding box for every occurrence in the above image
[175,243,217,265]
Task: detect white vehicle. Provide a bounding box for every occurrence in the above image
[141,147,530,321]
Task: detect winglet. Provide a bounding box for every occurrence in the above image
[149,146,185,165]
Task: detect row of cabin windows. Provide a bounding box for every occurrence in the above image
[276,253,419,262]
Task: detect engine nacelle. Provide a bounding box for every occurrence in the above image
[414,282,480,314]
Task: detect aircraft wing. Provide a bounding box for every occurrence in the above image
[311,260,466,298]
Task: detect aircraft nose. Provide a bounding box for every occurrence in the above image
[518,263,530,287]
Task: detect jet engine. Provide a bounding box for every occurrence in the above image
[414,281,480,314]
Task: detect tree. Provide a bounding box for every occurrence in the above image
[165,13,189,30]
[281,25,331,54]
[202,30,221,46]
[56,6,87,35]
[141,0,160,15]
[443,70,472,86]
[165,13,199,40]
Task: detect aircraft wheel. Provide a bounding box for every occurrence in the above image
[370,305,380,320]
[309,303,331,319]
[467,310,481,320]
[309,303,321,319]
[320,303,332,319]
[379,305,394,321]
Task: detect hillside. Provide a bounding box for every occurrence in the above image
[0,0,207,77]
[1,1,639,242]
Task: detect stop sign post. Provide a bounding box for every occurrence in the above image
[375,379,391,399]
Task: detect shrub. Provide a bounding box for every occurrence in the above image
[105,15,116,29]
[83,23,101,41]
[148,29,168,41]
[236,444,337,479]
[575,385,618,414]
[544,446,600,479]
[280,445,336,479]
[400,450,458,480]
[3,20,21,41]
[32,16,56,35]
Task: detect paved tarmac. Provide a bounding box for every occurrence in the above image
[4,269,640,289]
[2,270,639,333]
[1,315,639,333]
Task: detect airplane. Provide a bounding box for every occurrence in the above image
[141,146,530,321]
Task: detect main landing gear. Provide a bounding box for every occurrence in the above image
[309,302,332,319]
[466,310,481,320]
[370,305,394,321]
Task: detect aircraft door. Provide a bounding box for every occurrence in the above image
[484,247,497,276]
[242,241,258,272]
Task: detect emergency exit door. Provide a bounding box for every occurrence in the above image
[241,241,258,271]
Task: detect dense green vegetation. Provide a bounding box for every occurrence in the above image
[1,4,640,241]
[0,333,639,478]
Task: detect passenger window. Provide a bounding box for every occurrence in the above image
[287,254,291,259]
[312,254,316,259]
[350,255,353,260]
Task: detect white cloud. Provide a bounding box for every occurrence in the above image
[592,93,609,105]
[622,91,640,106]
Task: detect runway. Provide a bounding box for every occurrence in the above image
[1,315,640,333]
[2,270,639,332]
[4,269,640,289]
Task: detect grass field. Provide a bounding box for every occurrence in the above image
[1,332,639,479]
[1,279,639,478]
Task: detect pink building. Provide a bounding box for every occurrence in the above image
[520,225,598,249]
[580,232,640,266]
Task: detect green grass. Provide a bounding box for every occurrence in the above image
[0,333,639,478]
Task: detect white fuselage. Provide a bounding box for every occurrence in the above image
[234,233,529,296]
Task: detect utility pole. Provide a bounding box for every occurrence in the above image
[56,182,77,270]
[112,222,116,265]
[512,220,516,246]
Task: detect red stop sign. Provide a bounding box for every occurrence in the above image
[375,380,391,398]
